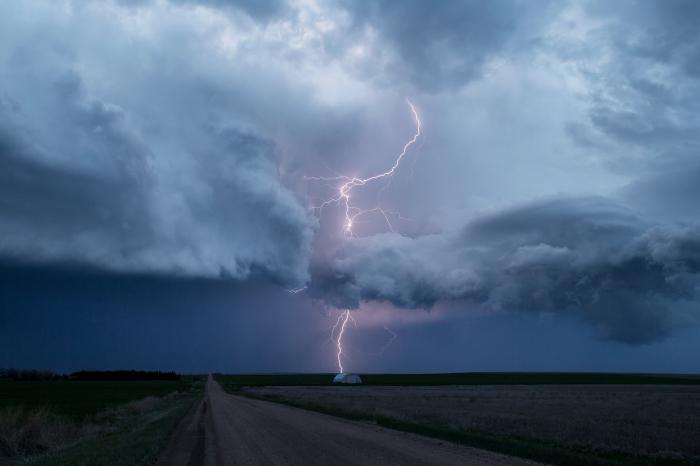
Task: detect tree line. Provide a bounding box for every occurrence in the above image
[0,368,180,381]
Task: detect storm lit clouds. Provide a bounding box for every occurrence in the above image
[1,0,700,347]
[312,197,700,343]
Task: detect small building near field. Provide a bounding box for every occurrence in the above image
[332,373,362,384]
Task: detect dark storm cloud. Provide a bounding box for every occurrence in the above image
[339,0,558,91]
[117,0,287,20]
[0,3,315,286]
[589,0,700,78]
[0,72,156,266]
[619,164,700,223]
[559,0,700,321]
[3,0,700,353]
[312,197,700,343]
[569,0,700,170]
[173,0,288,19]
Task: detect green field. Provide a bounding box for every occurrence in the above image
[27,395,195,466]
[0,377,197,420]
[216,372,700,388]
[0,376,203,464]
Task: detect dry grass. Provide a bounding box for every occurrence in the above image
[94,396,161,422]
[0,407,80,458]
[246,384,700,461]
[0,395,169,462]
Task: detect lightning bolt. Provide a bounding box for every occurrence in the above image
[286,286,307,294]
[306,99,422,237]
[379,326,397,355]
[332,310,351,373]
[307,99,421,373]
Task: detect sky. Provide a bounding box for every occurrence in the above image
[2,0,700,374]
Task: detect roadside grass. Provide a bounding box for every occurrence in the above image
[215,372,700,387]
[0,379,195,421]
[235,390,692,466]
[0,376,204,465]
[0,407,80,458]
[25,394,196,466]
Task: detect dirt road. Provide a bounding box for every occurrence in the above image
[158,376,541,465]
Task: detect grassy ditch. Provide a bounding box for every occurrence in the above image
[25,394,196,466]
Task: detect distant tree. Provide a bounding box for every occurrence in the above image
[69,370,180,381]
[0,368,65,380]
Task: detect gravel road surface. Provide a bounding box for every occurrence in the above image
[158,376,542,465]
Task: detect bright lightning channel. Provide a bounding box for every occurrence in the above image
[329,310,356,373]
[306,99,422,237]
[309,99,421,373]
[334,310,351,373]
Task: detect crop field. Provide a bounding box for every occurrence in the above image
[216,371,700,388]
[0,378,195,421]
[218,374,700,466]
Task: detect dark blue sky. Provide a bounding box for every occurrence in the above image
[3,262,700,373]
[2,0,700,373]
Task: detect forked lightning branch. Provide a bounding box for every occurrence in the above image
[306,100,423,373]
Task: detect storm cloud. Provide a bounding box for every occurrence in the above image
[2,0,700,352]
[0,0,321,285]
[338,0,560,91]
[313,198,700,343]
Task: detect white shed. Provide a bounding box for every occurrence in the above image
[332,373,362,384]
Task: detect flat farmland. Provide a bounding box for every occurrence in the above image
[243,384,700,465]
[0,379,195,421]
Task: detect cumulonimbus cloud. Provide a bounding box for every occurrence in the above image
[311,197,700,343]
[3,0,700,348]
[0,1,317,287]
